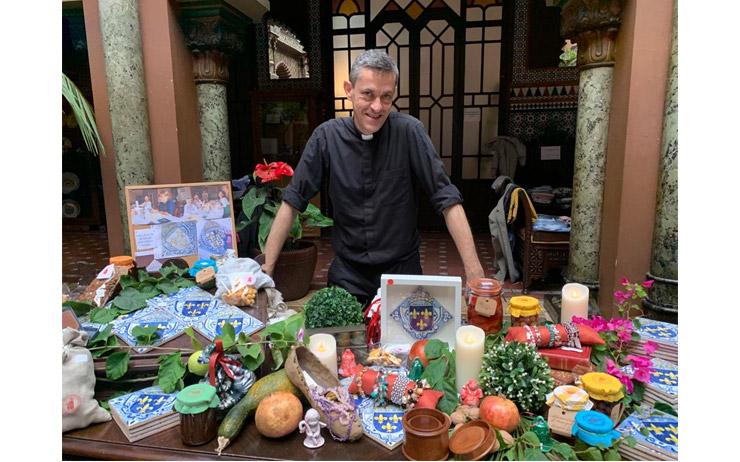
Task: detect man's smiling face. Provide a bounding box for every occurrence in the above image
[344,68,396,135]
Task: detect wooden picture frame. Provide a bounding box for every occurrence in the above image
[124,182,238,270]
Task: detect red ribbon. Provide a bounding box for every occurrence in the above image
[364,298,381,347]
[208,339,242,386]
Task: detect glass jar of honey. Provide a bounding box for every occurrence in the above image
[580,372,625,425]
[465,278,503,334]
[508,295,542,327]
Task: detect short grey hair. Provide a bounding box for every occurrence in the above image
[349,49,399,85]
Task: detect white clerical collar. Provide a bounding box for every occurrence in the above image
[361,133,374,141]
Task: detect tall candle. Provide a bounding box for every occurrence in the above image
[308,333,337,378]
[561,283,589,323]
[455,325,485,391]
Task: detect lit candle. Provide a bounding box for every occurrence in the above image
[455,325,485,391]
[308,333,337,378]
[561,283,589,323]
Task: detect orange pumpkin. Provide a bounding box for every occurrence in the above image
[408,339,429,367]
[479,396,520,432]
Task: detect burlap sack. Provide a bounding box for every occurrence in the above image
[62,328,111,432]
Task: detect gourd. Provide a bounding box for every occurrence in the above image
[215,369,301,454]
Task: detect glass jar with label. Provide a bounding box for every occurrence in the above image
[580,372,625,425]
[465,278,503,334]
[508,295,542,326]
[175,383,220,446]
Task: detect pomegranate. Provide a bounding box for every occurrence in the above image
[407,339,429,367]
[479,395,520,432]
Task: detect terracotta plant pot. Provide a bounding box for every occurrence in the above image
[256,240,317,301]
[402,407,451,461]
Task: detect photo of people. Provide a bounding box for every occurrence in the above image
[126,182,237,268]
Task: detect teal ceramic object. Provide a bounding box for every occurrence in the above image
[571,410,621,448]
[188,259,217,277]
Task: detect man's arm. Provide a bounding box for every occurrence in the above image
[443,203,485,282]
[261,201,299,276]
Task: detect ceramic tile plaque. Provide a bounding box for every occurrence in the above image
[380,274,461,350]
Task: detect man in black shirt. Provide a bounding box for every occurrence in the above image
[261,50,484,305]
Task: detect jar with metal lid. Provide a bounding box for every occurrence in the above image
[175,383,221,446]
[508,295,542,327]
[580,372,625,425]
[465,278,503,334]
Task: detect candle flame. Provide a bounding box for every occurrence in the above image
[571,291,579,298]
[318,343,326,353]
[465,334,476,344]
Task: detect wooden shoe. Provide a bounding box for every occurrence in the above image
[285,346,363,442]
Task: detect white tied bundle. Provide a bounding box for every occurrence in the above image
[62,328,111,432]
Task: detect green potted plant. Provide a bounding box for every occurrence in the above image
[303,287,367,358]
[237,161,333,300]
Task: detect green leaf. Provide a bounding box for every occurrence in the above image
[136,282,161,300]
[111,287,148,311]
[640,426,650,437]
[90,324,114,346]
[89,307,121,324]
[238,344,265,371]
[242,187,266,220]
[551,442,576,460]
[579,447,604,461]
[271,347,285,371]
[288,214,303,242]
[301,203,333,228]
[158,352,186,393]
[132,325,160,345]
[219,321,237,350]
[156,279,178,295]
[183,326,203,351]
[159,264,184,279]
[175,278,196,289]
[604,448,620,461]
[504,447,517,461]
[420,357,447,386]
[62,300,95,317]
[524,447,547,461]
[106,351,130,380]
[521,431,541,446]
[63,73,105,155]
[119,274,138,288]
[624,436,637,448]
[424,339,447,360]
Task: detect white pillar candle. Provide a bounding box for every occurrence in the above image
[561,283,589,323]
[308,333,337,378]
[455,325,485,391]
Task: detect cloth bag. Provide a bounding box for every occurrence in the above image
[62,328,111,432]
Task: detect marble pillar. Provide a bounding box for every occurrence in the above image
[180,7,248,182]
[192,50,233,182]
[98,0,153,252]
[561,0,623,288]
[645,0,678,319]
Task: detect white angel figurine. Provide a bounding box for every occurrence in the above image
[299,408,326,448]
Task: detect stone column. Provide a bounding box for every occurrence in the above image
[561,0,623,288]
[645,0,678,320]
[98,0,153,252]
[179,7,248,182]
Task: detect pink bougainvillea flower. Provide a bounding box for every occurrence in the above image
[632,367,652,384]
[626,355,652,369]
[643,340,659,355]
[618,373,634,394]
[617,329,633,343]
[606,359,621,376]
[642,279,655,288]
[620,277,630,286]
[613,290,629,305]
[571,316,589,326]
[589,315,608,333]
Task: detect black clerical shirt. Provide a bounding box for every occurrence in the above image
[282,112,463,267]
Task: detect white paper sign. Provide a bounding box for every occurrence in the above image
[96,264,115,280]
[134,228,154,250]
[541,145,561,160]
[146,259,163,273]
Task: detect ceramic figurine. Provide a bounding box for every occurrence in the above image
[338,349,360,378]
[460,379,483,406]
[299,408,326,448]
[531,416,555,452]
[407,357,424,381]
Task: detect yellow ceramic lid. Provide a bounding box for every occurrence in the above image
[508,296,542,317]
[109,255,135,267]
[580,372,624,402]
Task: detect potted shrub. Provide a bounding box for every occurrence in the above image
[236,161,333,301]
[303,287,367,360]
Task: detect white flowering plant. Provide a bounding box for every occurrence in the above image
[478,340,554,413]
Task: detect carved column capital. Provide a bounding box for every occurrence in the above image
[192,50,230,84]
[561,0,623,68]
[178,1,250,83]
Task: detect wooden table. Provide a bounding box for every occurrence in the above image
[63,290,404,460]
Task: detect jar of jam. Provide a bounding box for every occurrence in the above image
[580,372,624,425]
[508,296,542,327]
[465,278,503,334]
[175,383,220,446]
[109,255,137,276]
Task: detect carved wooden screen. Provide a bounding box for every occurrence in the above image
[330,0,503,181]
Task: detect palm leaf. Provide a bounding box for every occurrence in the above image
[62,73,105,155]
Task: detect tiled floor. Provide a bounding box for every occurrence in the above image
[62,230,567,320]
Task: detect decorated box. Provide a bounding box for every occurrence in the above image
[616,409,678,460]
[380,274,462,350]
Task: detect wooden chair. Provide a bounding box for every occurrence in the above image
[511,189,570,292]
